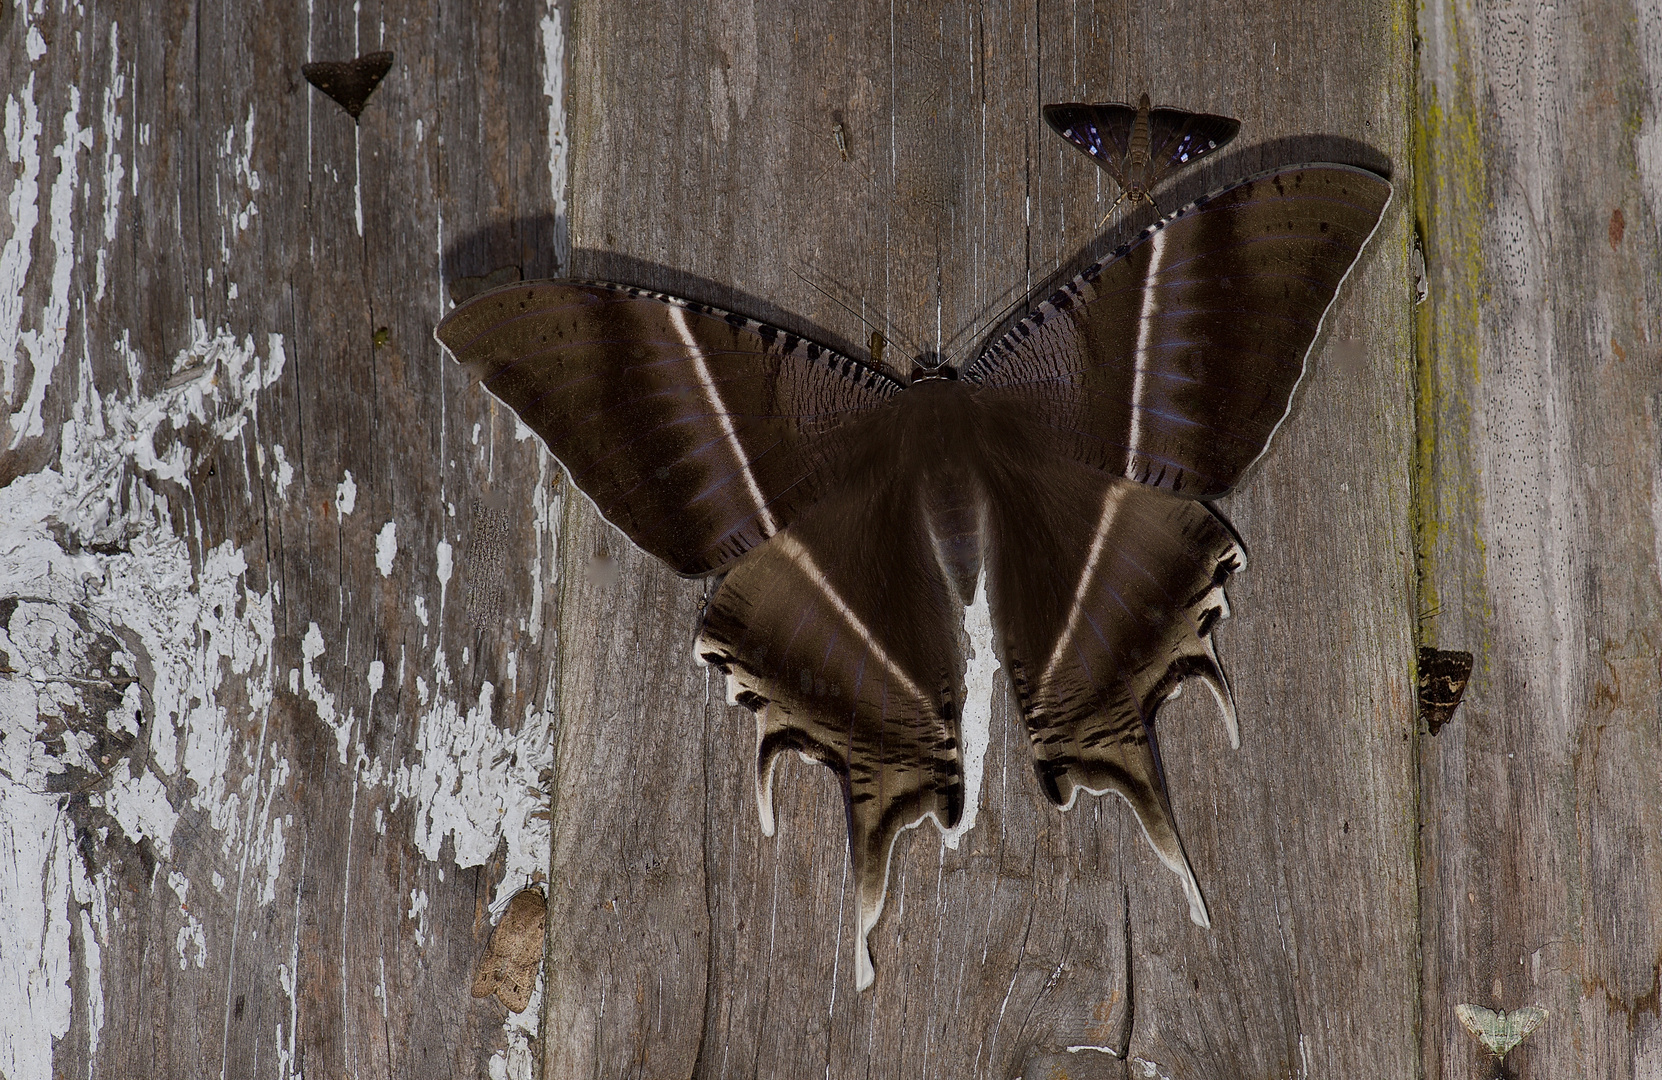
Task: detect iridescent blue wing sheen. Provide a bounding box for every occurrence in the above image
[1043,99,1241,194]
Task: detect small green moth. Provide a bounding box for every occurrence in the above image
[1454,1003,1548,1057]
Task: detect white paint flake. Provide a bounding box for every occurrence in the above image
[10,84,93,448]
[2,74,44,402]
[269,442,294,497]
[301,622,353,764]
[76,878,108,1078]
[524,451,557,643]
[0,791,75,1080]
[435,538,453,641]
[407,886,430,948]
[261,814,290,906]
[392,674,555,879]
[3,13,564,1080]
[174,911,207,970]
[94,24,127,305]
[539,1,568,275]
[91,760,180,858]
[226,104,260,245]
[335,469,357,516]
[1131,1056,1172,1080]
[375,520,397,577]
[1,312,285,1080]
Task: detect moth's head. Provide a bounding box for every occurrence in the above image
[909,353,958,384]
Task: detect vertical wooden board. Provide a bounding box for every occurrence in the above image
[555,0,1415,1076]
[1034,3,1419,1078]
[0,3,567,1079]
[1415,0,1662,1076]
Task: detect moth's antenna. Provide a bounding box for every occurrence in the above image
[955,279,1041,356]
[788,267,924,365]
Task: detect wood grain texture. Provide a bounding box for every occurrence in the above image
[551,0,1416,1076]
[45,0,1662,1075]
[0,3,566,1079]
[1415,0,1662,1076]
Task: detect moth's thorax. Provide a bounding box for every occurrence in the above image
[867,379,999,602]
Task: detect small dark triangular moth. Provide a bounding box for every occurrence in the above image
[301,51,395,121]
[1044,94,1241,214]
[436,162,1391,988]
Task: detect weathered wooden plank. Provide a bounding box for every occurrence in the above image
[552,1,1416,1076]
[0,3,568,1079]
[1414,0,1662,1076]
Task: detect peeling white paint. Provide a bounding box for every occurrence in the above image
[375,520,397,577]
[393,673,555,882]
[226,104,260,244]
[436,539,453,588]
[407,886,430,948]
[488,977,544,1080]
[174,911,206,970]
[2,73,44,402]
[4,12,563,1080]
[434,539,453,645]
[269,442,294,497]
[525,451,556,643]
[93,23,124,305]
[10,83,92,448]
[1131,1056,1172,1080]
[261,813,290,906]
[301,622,353,764]
[539,0,568,275]
[1,317,284,1078]
[335,469,357,516]
[76,872,108,1077]
[91,760,180,858]
[0,792,75,1080]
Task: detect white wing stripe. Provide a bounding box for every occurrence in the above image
[667,303,780,535]
[1041,482,1129,687]
[775,533,927,704]
[1125,227,1168,474]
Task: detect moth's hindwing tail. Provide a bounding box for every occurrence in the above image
[988,467,1244,926]
[694,477,968,990]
